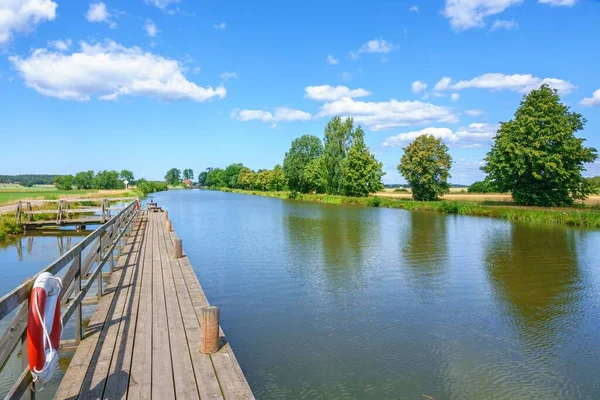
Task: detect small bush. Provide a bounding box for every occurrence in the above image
[288,190,299,200]
[369,197,382,207]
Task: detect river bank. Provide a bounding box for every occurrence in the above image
[217,188,600,229]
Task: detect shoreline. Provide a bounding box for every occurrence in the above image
[216,188,600,229]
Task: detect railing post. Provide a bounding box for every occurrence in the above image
[174,238,183,259]
[21,332,33,400]
[16,201,22,225]
[200,306,220,354]
[164,210,168,220]
[74,254,82,344]
[26,202,32,222]
[57,200,63,225]
[166,219,172,232]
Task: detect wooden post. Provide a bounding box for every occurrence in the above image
[16,201,22,225]
[174,238,183,259]
[74,255,82,344]
[21,332,33,400]
[57,200,63,225]
[26,202,32,222]
[200,306,220,354]
[166,219,172,232]
[164,210,168,220]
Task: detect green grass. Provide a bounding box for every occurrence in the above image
[0,189,96,205]
[219,188,600,229]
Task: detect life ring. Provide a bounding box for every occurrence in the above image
[27,272,63,385]
[135,199,140,210]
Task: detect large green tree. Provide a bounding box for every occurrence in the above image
[483,85,598,206]
[54,175,74,191]
[120,169,134,183]
[223,163,245,188]
[268,164,286,191]
[183,168,194,181]
[323,117,359,195]
[93,170,124,189]
[398,134,452,201]
[283,135,323,193]
[165,168,182,186]
[303,155,327,194]
[342,130,385,197]
[198,171,208,186]
[205,168,226,187]
[74,170,94,189]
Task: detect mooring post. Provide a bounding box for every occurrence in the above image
[200,306,220,354]
[166,219,172,232]
[174,238,183,259]
[164,210,168,220]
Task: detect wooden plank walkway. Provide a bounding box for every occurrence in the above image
[55,211,254,399]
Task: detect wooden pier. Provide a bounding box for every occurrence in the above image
[0,202,254,399]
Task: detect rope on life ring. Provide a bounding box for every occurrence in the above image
[27,272,63,388]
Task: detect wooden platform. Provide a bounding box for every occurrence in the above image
[55,211,254,399]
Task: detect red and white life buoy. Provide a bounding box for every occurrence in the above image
[27,272,63,385]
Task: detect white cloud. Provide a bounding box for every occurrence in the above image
[358,38,397,54]
[318,98,459,131]
[443,0,522,31]
[465,109,484,116]
[213,22,226,30]
[538,0,577,6]
[144,20,158,37]
[231,107,311,123]
[451,93,460,101]
[145,0,180,10]
[10,40,226,102]
[434,73,576,94]
[48,39,72,51]
[410,5,419,12]
[490,19,519,31]
[192,66,201,74]
[305,85,371,102]
[219,71,238,81]
[581,89,600,107]
[86,2,110,23]
[340,72,353,81]
[0,0,57,44]
[382,123,499,147]
[412,81,427,94]
[326,54,339,65]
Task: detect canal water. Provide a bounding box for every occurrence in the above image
[2,190,600,399]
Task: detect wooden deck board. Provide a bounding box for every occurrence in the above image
[55,210,254,400]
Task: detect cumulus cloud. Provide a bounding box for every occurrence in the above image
[434,73,575,94]
[317,98,459,131]
[443,0,522,31]
[305,85,371,102]
[213,22,226,30]
[538,0,577,6]
[490,19,519,31]
[10,40,226,102]
[145,0,180,10]
[86,2,116,28]
[451,93,460,101]
[580,89,600,107]
[358,38,397,53]
[382,123,499,147]
[48,39,72,51]
[231,107,311,123]
[465,109,484,116]
[219,72,238,81]
[0,0,57,44]
[412,81,427,94]
[326,54,339,65]
[144,20,158,37]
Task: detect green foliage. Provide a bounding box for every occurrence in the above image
[205,168,226,188]
[268,164,286,191]
[394,188,409,193]
[120,169,135,183]
[19,181,34,187]
[468,180,498,193]
[587,176,600,194]
[303,155,327,194]
[136,179,168,196]
[165,168,182,186]
[341,131,385,197]
[323,117,359,194]
[54,175,74,191]
[92,170,124,190]
[223,163,245,188]
[198,171,208,186]
[398,134,452,201]
[183,168,194,181]
[0,175,56,185]
[369,197,381,207]
[74,170,94,189]
[483,85,598,206]
[283,134,323,193]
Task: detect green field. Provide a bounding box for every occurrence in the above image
[0,187,96,205]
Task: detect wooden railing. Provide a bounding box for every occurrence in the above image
[0,199,139,399]
[15,198,133,226]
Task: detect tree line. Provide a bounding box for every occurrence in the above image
[53,169,135,191]
[203,116,386,197]
[0,175,56,186]
[164,168,195,186]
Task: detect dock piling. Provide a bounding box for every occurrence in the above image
[200,306,220,354]
[166,219,172,232]
[174,238,183,259]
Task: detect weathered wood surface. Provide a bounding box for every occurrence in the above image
[55,210,254,399]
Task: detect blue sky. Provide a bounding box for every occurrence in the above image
[1,0,599,184]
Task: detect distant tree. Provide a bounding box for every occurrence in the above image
[54,175,74,191]
[237,167,255,189]
[468,180,498,193]
[283,135,323,193]
[303,155,327,194]
[254,169,272,191]
[93,170,124,190]
[223,163,245,188]
[119,169,134,183]
[398,134,452,201]
[323,117,361,195]
[205,168,226,187]
[483,85,598,206]
[74,170,94,189]
[588,176,600,194]
[164,168,182,186]
[19,181,34,187]
[268,164,286,191]
[198,171,208,186]
[341,129,385,197]
[183,168,194,181]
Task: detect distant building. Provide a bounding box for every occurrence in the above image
[183,179,193,188]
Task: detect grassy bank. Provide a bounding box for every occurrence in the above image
[218,188,600,229]
[0,186,137,206]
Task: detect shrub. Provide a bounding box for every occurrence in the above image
[369,197,381,207]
